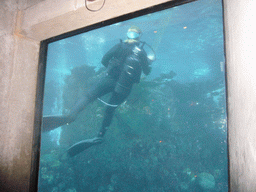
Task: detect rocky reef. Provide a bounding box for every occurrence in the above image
[39,65,228,192]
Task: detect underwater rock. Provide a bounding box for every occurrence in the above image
[97,186,105,192]
[83,163,100,179]
[197,172,215,190]
[51,187,58,192]
[38,57,228,191]
[183,168,195,181]
[50,159,61,168]
[213,169,222,179]
[129,164,145,180]
[57,182,66,191]
[41,152,62,168]
[110,174,119,184]
[151,155,158,163]
[160,70,177,79]
[201,148,212,159]
[108,184,115,191]
[154,70,177,82]
[179,182,189,191]
[42,173,54,184]
[65,188,76,192]
[160,167,170,177]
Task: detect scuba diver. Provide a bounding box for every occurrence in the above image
[42,26,155,157]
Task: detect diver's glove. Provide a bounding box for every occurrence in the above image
[67,137,104,157]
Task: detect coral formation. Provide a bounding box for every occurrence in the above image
[39,65,228,192]
[197,172,216,190]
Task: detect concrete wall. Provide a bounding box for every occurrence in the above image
[0,1,41,191]
[0,0,171,191]
[223,0,256,191]
[0,0,255,191]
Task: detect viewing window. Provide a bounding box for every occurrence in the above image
[37,0,228,191]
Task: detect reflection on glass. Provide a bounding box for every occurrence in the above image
[38,0,228,191]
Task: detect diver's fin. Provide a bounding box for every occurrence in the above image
[67,137,104,157]
[42,115,71,132]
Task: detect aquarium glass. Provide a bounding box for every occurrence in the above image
[38,0,228,191]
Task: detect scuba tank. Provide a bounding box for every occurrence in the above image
[115,42,149,94]
[98,40,155,107]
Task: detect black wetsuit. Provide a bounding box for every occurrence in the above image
[89,40,151,136]
[43,40,151,138]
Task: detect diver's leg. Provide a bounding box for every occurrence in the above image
[42,76,116,132]
[67,91,130,157]
[97,90,131,138]
[97,105,117,137]
[42,95,94,132]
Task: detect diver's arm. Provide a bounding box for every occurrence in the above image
[141,51,152,75]
[101,43,121,67]
[143,65,152,75]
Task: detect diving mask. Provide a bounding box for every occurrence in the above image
[127,31,141,39]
